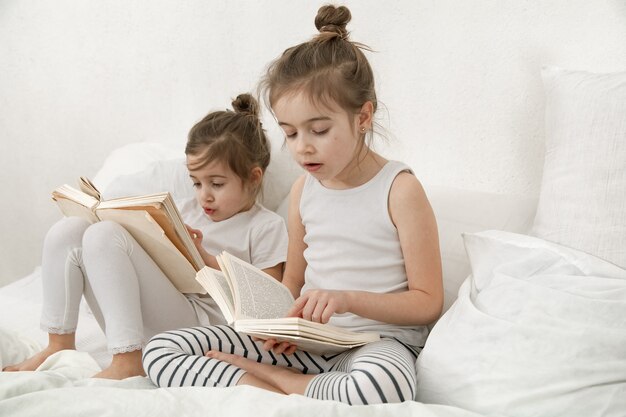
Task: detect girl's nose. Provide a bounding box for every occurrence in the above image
[202,189,214,202]
[296,136,314,154]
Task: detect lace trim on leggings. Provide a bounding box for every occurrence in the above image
[110,344,143,355]
[43,325,76,335]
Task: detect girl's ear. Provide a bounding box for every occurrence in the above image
[249,166,263,186]
[358,101,374,130]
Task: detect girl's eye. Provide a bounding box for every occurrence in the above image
[211,183,224,189]
[312,128,329,136]
[192,182,200,188]
[284,131,297,139]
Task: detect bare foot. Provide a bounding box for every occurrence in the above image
[206,350,313,394]
[3,345,72,372]
[3,333,76,372]
[92,349,146,380]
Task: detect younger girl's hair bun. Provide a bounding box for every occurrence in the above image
[314,4,351,40]
[231,93,259,117]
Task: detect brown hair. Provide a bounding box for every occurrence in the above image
[260,4,377,138]
[186,93,270,199]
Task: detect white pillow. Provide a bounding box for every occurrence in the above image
[102,158,194,202]
[416,230,626,416]
[95,142,299,212]
[424,185,537,314]
[92,142,184,193]
[531,67,626,268]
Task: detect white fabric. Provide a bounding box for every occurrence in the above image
[40,217,221,354]
[92,142,184,193]
[300,161,428,346]
[177,199,288,270]
[0,271,485,417]
[424,185,537,314]
[416,230,626,417]
[531,66,626,268]
[0,269,111,368]
[95,142,300,212]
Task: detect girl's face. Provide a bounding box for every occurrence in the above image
[273,92,366,189]
[187,156,253,222]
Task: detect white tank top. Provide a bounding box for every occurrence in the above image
[300,160,428,346]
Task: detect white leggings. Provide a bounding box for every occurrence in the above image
[142,325,420,405]
[40,217,222,354]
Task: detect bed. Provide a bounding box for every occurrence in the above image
[1,67,625,417]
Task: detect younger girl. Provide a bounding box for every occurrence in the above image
[142,5,443,404]
[3,94,288,380]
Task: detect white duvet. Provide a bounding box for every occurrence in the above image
[1,230,624,417]
[417,230,626,417]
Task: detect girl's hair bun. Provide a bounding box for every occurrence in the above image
[231,93,259,117]
[314,4,351,40]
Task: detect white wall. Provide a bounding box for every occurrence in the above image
[1,0,625,286]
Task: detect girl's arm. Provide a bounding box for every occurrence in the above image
[290,172,444,326]
[187,225,284,281]
[261,263,284,281]
[261,176,307,355]
[280,175,308,298]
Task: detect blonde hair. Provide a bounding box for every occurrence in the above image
[260,5,376,132]
[186,93,270,199]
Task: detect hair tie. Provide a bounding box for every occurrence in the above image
[320,24,348,40]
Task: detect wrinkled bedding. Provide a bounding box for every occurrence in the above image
[2,230,624,416]
[0,272,483,417]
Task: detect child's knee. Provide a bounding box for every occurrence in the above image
[44,217,90,248]
[82,220,130,254]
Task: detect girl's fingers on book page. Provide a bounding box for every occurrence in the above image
[286,296,308,317]
[321,304,336,324]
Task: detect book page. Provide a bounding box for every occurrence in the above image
[221,253,294,320]
[53,196,99,224]
[78,177,101,200]
[234,317,380,355]
[97,208,205,294]
[195,267,235,324]
[233,328,370,355]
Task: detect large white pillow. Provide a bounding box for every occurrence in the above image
[531,67,626,268]
[416,230,626,416]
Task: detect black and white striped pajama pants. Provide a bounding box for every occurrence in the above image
[142,324,420,405]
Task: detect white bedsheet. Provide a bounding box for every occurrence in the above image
[0,271,483,417]
[0,345,484,417]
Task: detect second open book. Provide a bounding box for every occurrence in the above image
[52,177,205,294]
[195,252,380,355]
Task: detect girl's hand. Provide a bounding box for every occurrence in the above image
[254,337,298,355]
[287,290,350,324]
[186,224,203,247]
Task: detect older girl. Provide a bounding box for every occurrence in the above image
[142,5,442,404]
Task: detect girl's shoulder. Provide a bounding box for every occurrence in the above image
[247,203,287,233]
[388,169,433,226]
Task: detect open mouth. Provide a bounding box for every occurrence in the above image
[303,163,322,172]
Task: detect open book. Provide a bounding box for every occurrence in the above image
[195,252,380,355]
[52,177,206,294]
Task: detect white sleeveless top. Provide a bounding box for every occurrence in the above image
[300,160,429,346]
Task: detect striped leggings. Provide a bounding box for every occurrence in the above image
[142,325,420,405]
